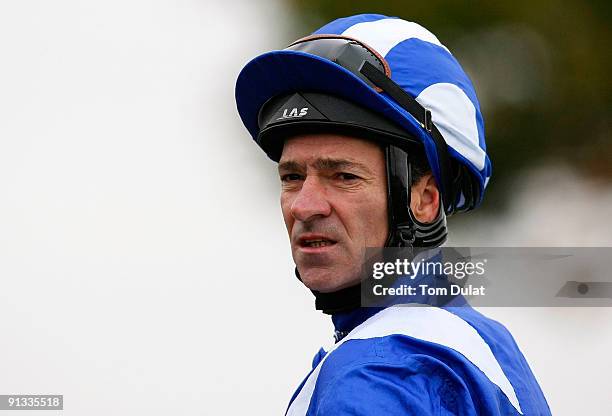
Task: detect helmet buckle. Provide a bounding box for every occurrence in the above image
[424,108,433,133]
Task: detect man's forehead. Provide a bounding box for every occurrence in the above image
[278,133,384,163]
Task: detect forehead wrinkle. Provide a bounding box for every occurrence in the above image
[278,157,377,176]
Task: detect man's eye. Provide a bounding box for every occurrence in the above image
[281,173,303,182]
[337,172,360,181]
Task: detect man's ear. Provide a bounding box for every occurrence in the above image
[410,173,440,223]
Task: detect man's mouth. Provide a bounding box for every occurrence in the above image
[298,236,338,249]
[302,239,335,248]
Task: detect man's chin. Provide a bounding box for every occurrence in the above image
[298,267,360,293]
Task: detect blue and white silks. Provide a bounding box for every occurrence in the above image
[285,301,551,415]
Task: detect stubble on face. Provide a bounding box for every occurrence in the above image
[278,133,388,293]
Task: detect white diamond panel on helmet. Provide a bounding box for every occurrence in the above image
[416,83,486,171]
[342,17,450,55]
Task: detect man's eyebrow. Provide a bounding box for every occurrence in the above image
[278,158,375,175]
[313,158,374,175]
[278,160,304,173]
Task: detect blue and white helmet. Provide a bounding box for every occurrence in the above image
[236,14,491,234]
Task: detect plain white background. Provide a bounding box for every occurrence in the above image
[0,1,611,415]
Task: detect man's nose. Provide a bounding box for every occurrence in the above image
[290,176,332,222]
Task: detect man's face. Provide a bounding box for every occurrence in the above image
[278,133,388,293]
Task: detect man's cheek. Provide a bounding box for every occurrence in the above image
[361,207,387,246]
